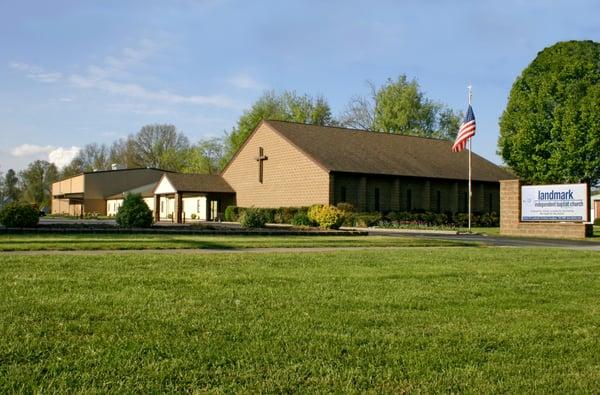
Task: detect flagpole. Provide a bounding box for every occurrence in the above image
[467,85,472,233]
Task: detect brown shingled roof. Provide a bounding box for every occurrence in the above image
[163,173,234,193]
[264,120,513,182]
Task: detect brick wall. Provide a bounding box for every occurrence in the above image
[222,123,331,208]
[500,179,591,239]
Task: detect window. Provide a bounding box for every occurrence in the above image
[197,199,201,213]
[374,188,380,211]
[161,201,164,213]
[340,186,347,203]
[436,190,442,212]
[406,189,412,211]
[463,192,468,212]
[489,193,493,212]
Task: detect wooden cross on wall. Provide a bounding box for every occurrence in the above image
[255,147,268,183]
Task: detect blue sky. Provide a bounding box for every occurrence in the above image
[1,0,598,171]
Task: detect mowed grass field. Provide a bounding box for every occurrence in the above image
[1,247,600,392]
[0,233,471,251]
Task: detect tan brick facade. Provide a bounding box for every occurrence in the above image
[500,179,592,239]
[222,123,331,208]
[51,169,167,215]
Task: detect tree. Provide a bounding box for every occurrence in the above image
[223,90,335,164]
[109,138,138,169]
[182,137,226,175]
[3,169,20,203]
[61,143,111,178]
[19,160,58,209]
[498,40,600,185]
[0,169,4,206]
[115,193,153,228]
[128,124,190,171]
[340,75,461,139]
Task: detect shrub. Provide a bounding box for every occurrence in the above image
[453,213,470,227]
[239,208,267,228]
[291,212,313,227]
[312,205,345,229]
[274,207,299,224]
[84,212,99,219]
[478,212,499,227]
[336,202,354,213]
[0,203,39,228]
[594,218,600,226]
[307,204,324,224]
[224,205,239,222]
[385,211,399,222]
[191,213,197,220]
[258,208,275,224]
[115,193,153,228]
[352,212,383,228]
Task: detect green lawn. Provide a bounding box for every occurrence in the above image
[0,234,471,251]
[1,248,600,392]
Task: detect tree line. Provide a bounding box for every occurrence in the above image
[2,74,462,209]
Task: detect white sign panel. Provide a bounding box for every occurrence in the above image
[521,183,587,222]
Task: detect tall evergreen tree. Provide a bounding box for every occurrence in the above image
[3,169,20,203]
[19,160,58,209]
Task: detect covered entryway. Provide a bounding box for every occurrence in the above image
[52,192,84,217]
[153,173,236,223]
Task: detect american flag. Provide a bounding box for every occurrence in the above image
[452,104,476,152]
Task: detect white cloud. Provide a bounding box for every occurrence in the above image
[10,144,55,157]
[9,144,80,169]
[227,73,264,90]
[69,74,235,107]
[48,146,80,168]
[9,62,62,83]
[9,39,237,109]
[104,38,158,71]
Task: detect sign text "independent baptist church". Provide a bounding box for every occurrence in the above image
[521,184,587,222]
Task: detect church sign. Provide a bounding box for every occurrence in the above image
[521,183,587,222]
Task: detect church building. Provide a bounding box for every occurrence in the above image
[52,120,512,222]
[221,120,511,214]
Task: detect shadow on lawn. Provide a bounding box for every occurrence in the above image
[0,237,237,250]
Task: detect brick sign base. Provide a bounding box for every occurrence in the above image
[500,179,592,239]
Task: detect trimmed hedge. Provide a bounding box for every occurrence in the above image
[226,206,310,225]
[224,206,239,222]
[291,212,313,227]
[226,205,500,228]
[0,203,39,228]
